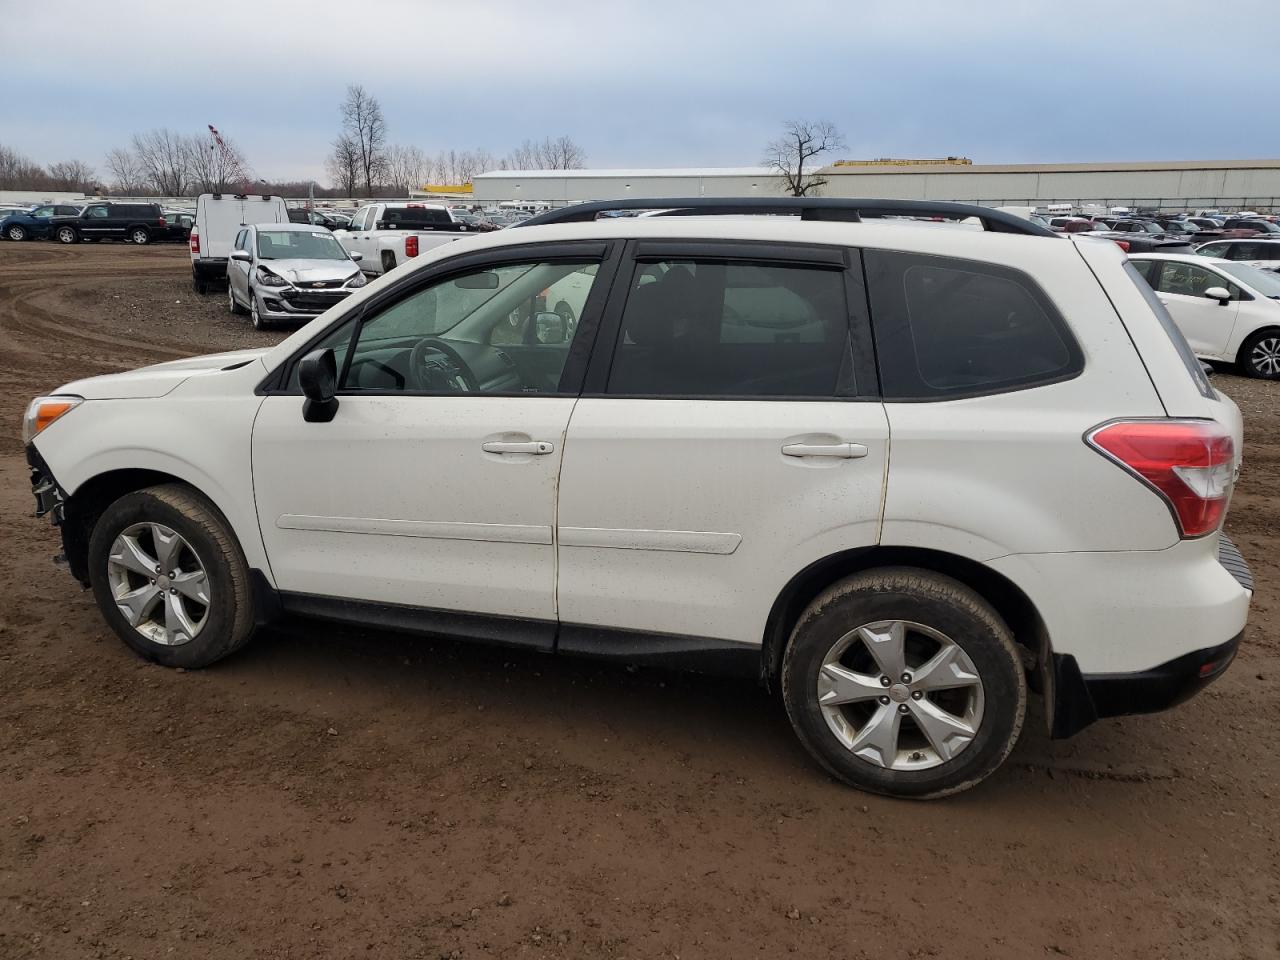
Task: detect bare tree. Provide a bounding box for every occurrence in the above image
[762,120,845,196]
[46,159,95,191]
[383,144,428,194]
[502,136,585,170]
[325,134,362,196]
[130,129,191,196]
[105,147,151,194]
[187,130,251,194]
[340,84,387,197]
[0,144,49,190]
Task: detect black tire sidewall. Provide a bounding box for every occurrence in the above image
[57,227,77,243]
[87,489,246,669]
[7,226,24,240]
[782,572,1025,799]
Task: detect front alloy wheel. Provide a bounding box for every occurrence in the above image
[106,522,210,646]
[88,484,256,668]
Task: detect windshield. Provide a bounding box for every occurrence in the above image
[1220,262,1280,298]
[257,230,348,260]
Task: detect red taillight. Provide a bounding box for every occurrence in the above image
[1114,240,1130,252]
[189,228,199,255]
[405,235,419,257]
[1087,420,1235,538]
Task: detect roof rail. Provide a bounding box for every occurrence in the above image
[515,197,1057,237]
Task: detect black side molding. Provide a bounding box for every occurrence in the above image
[1050,632,1242,739]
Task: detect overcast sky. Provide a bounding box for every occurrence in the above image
[5,0,1279,184]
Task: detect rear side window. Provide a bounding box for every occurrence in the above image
[865,251,1082,399]
[606,259,854,397]
[379,206,451,228]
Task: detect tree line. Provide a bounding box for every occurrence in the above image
[0,83,587,199]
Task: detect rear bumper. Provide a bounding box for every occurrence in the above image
[192,258,228,280]
[1051,632,1241,738]
[1048,534,1252,737]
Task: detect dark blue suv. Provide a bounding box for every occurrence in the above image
[1,204,84,241]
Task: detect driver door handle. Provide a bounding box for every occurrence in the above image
[482,440,554,455]
[781,442,869,459]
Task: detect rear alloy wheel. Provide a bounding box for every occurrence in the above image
[130,228,150,245]
[1241,331,1280,379]
[88,484,255,669]
[56,225,78,244]
[781,568,1026,799]
[5,224,26,241]
[227,283,246,315]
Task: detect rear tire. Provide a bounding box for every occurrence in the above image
[130,227,150,245]
[87,484,255,669]
[381,251,396,274]
[1239,329,1280,379]
[55,225,78,244]
[227,283,247,315]
[192,269,208,295]
[5,224,26,241]
[781,568,1026,799]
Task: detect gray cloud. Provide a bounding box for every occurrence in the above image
[3,0,1278,182]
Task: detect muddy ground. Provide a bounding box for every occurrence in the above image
[1,242,1277,959]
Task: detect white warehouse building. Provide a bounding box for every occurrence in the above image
[471,159,1280,210]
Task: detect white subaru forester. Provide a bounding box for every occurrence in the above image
[24,199,1253,799]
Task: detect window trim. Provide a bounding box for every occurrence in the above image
[865,248,1086,402]
[580,239,879,402]
[258,240,619,398]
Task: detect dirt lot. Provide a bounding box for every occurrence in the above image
[1,242,1278,960]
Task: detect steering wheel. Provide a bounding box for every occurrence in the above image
[408,337,479,393]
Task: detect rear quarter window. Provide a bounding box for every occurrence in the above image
[865,250,1083,400]
[1123,260,1215,399]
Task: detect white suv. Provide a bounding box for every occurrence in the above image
[23,199,1253,799]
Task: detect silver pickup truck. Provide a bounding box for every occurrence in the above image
[334,202,472,276]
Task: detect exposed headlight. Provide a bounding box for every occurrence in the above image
[23,395,82,444]
[345,272,367,288]
[257,269,288,287]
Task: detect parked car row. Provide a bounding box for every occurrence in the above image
[0,201,192,244]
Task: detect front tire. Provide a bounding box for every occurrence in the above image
[249,288,270,330]
[1239,329,1280,379]
[781,568,1026,799]
[56,225,79,244]
[87,484,255,669]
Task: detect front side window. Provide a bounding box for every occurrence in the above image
[336,259,601,394]
[605,259,853,398]
[866,251,1082,399]
[1153,261,1240,300]
[258,230,349,260]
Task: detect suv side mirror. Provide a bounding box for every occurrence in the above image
[349,251,363,262]
[230,249,252,262]
[1203,286,1232,305]
[298,348,339,422]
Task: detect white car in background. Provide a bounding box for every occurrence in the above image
[334,202,471,277]
[226,223,367,330]
[1194,238,1280,272]
[1130,253,1280,378]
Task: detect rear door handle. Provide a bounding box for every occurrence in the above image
[781,442,869,459]
[482,440,554,455]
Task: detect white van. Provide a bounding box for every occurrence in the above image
[190,194,290,294]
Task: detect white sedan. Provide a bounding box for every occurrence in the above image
[1130,253,1280,379]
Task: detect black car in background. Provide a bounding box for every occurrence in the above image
[0,203,84,241]
[51,202,168,244]
[287,208,350,231]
